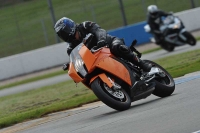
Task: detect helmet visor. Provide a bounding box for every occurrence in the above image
[150,12,158,17]
[58,30,75,43]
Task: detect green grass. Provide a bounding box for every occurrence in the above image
[154,49,200,77]
[0,80,98,128]
[142,47,162,54]
[196,36,200,41]
[0,0,197,58]
[0,49,200,128]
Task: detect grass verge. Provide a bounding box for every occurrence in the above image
[141,47,162,54]
[196,36,200,41]
[154,49,200,77]
[0,49,200,128]
[0,80,98,128]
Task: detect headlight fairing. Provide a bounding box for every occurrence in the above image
[173,22,181,29]
[69,44,88,77]
[73,56,87,77]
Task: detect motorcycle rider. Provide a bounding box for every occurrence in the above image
[54,17,152,72]
[147,5,171,44]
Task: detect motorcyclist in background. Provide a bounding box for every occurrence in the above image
[54,17,152,72]
[147,5,172,44]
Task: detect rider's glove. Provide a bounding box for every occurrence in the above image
[153,30,161,34]
[63,63,69,71]
[97,40,106,48]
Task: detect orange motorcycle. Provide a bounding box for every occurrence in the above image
[65,34,175,111]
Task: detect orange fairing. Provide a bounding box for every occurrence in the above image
[79,45,96,71]
[95,56,132,86]
[90,73,113,88]
[68,62,83,83]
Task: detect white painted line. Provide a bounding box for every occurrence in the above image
[175,75,200,85]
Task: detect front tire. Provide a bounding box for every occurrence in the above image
[183,31,196,46]
[91,78,131,111]
[144,60,175,97]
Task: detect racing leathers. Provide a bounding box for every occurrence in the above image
[147,10,171,44]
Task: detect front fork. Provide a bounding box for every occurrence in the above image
[90,73,121,90]
[178,28,187,42]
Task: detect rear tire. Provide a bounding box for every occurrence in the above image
[91,78,131,111]
[160,43,175,52]
[144,60,175,97]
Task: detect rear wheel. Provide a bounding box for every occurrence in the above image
[91,78,131,111]
[160,43,175,52]
[144,60,175,97]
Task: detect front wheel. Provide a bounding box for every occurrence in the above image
[183,31,196,46]
[144,60,175,97]
[91,78,131,111]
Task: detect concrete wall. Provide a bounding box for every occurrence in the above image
[175,7,200,31]
[1,7,200,81]
[108,21,152,46]
[0,43,68,81]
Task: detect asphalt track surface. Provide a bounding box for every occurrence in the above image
[1,42,200,133]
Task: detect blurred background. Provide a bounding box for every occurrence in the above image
[0,0,199,58]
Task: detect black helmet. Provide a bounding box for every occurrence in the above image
[54,17,76,42]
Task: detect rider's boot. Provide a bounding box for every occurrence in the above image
[154,33,162,45]
[111,43,152,72]
[132,56,152,72]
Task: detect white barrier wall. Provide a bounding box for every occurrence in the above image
[0,7,200,81]
[175,7,200,31]
[0,42,69,81]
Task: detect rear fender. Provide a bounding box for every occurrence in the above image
[90,73,113,88]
